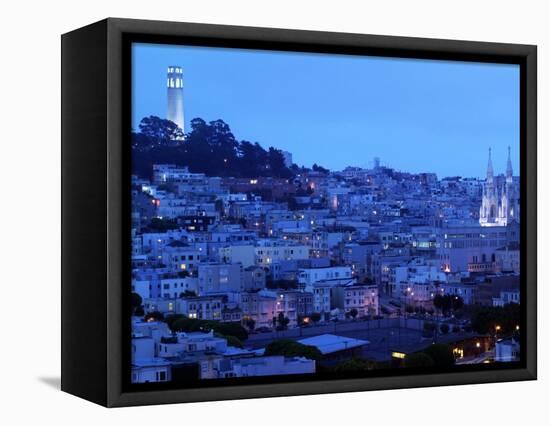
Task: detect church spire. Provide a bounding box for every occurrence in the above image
[506,146,513,178]
[486,148,494,182]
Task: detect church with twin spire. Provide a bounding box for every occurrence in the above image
[479,147,520,227]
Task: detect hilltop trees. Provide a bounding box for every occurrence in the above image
[131,116,293,179]
[136,115,184,146]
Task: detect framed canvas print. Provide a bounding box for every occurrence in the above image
[61,18,537,407]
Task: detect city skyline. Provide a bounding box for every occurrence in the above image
[132,42,520,178]
[130,44,522,386]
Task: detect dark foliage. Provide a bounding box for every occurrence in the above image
[144,217,180,232]
[132,117,294,180]
[310,312,322,324]
[333,357,376,373]
[130,292,142,312]
[170,318,249,341]
[276,312,291,330]
[265,279,298,290]
[470,303,520,335]
[135,116,184,147]
[433,294,464,316]
[423,344,455,368]
[264,339,322,361]
[404,352,435,369]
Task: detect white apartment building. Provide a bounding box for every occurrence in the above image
[198,263,243,294]
[241,291,277,329]
[333,284,379,317]
[175,295,224,320]
[219,244,256,268]
[157,330,228,358]
[159,276,199,299]
[298,266,353,289]
[131,359,172,383]
[161,244,202,273]
[255,240,309,269]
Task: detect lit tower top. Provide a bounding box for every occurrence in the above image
[167,66,185,134]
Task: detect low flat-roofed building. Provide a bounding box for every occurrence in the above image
[200,355,315,379]
[495,337,520,362]
[131,358,172,383]
[297,334,369,364]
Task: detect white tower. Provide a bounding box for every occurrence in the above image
[167,66,184,133]
[479,147,519,227]
[479,148,499,226]
[497,146,519,226]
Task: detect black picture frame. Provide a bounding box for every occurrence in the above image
[61,18,537,407]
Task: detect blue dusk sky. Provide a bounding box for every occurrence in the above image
[132,43,520,179]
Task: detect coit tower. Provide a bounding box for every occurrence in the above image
[166,66,185,134]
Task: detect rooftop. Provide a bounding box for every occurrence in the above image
[297,334,369,355]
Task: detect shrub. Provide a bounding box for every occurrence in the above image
[264,339,322,361]
[404,352,435,369]
[423,344,455,368]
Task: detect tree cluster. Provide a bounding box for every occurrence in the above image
[165,315,249,342]
[469,303,520,335]
[433,294,464,316]
[132,116,294,180]
[264,339,323,361]
[404,344,455,369]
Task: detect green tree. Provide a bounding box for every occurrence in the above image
[440,323,450,334]
[451,295,464,311]
[422,321,436,338]
[130,292,142,314]
[132,116,295,180]
[220,334,244,348]
[209,321,249,341]
[138,115,183,144]
[276,312,290,330]
[433,294,464,316]
[349,308,358,320]
[164,314,187,330]
[470,303,520,335]
[310,312,322,324]
[243,317,256,331]
[264,339,322,361]
[312,163,329,174]
[423,344,455,368]
[170,318,248,341]
[404,352,435,369]
[334,358,375,373]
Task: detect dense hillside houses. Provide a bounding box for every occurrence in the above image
[131,145,521,383]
